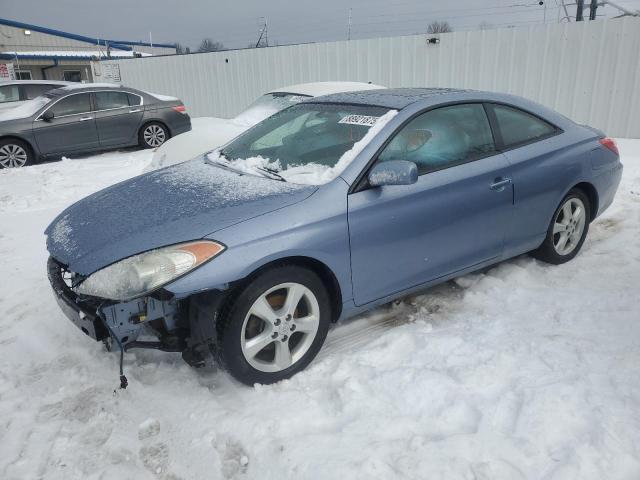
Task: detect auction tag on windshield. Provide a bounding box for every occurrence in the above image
[339,115,380,126]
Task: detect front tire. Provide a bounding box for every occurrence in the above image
[0,139,33,168]
[139,122,169,149]
[215,265,331,385]
[533,188,590,265]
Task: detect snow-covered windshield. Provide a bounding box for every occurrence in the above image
[0,95,52,122]
[232,92,312,127]
[212,103,397,185]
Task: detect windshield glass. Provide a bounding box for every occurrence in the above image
[232,92,312,126]
[214,103,396,185]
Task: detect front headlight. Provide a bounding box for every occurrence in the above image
[75,240,225,301]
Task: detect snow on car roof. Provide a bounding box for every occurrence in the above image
[0,80,71,86]
[309,87,474,109]
[270,81,385,97]
[59,83,123,91]
[144,91,179,101]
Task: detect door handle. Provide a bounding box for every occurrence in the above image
[129,108,141,113]
[79,116,93,122]
[490,177,512,191]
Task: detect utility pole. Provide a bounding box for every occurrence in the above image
[264,18,268,47]
[256,17,268,48]
[576,0,584,21]
[348,8,352,40]
[589,0,598,20]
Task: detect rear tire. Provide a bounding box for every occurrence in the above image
[532,188,590,265]
[214,265,331,385]
[139,122,169,149]
[0,138,33,168]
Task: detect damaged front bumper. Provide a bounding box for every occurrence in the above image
[47,256,227,366]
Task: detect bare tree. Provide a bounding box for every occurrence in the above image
[198,38,225,52]
[427,21,452,34]
[174,42,186,54]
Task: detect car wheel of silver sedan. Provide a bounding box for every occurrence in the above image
[139,123,168,149]
[0,140,32,168]
[533,188,591,265]
[215,265,331,385]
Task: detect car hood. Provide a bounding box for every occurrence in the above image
[147,117,248,171]
[45,157,316,275]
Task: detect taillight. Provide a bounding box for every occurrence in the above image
[599,137,619,156]
[172,105,186,114]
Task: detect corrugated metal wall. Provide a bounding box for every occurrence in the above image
[93,17,640,138]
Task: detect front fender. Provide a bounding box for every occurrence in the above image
[163,179,353,302]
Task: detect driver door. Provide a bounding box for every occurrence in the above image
[348,103,513,306]
[32,92,99,154]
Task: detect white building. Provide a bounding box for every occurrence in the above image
[0,17,176,82]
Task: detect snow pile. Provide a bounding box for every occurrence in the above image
[0,95,51,121]
[208,109,398,185]
[0,140,639,478]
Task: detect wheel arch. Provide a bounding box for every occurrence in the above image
[0,135,37,157]
[139,119,172,141]
[226,255,344,323]
[572,181,599,222]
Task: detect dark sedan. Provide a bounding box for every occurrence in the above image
[0,84,191,168]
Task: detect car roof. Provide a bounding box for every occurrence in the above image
[46,83,125,97]
[0,80,72,86]
[270,81,385,97]
[305,87,476,109]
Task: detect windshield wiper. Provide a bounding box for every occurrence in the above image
[254,166,286,182]
[204,155,243,175]
[205,152,286,182]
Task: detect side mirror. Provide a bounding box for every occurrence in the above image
[41,110,55,122]
[368,160,418,187]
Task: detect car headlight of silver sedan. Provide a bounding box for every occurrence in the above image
[75,240,225,301]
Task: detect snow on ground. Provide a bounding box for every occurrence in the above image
[0,141,639,479]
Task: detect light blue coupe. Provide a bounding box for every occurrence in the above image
[46,89,622,385]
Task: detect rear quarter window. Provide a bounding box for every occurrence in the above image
[127,93,142,106]
[491,104,558,148]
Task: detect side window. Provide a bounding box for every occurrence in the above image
[378,103,496,175]
[491,104,557,148]
[127,93,142,106]
[0,85,20,104]
[95,91,130,110]
[49,93,92,117]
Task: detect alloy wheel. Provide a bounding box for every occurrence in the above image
[553,197,586,256]
[143,125,166,147]
[240,282,320,373]
[0,144,28,168]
